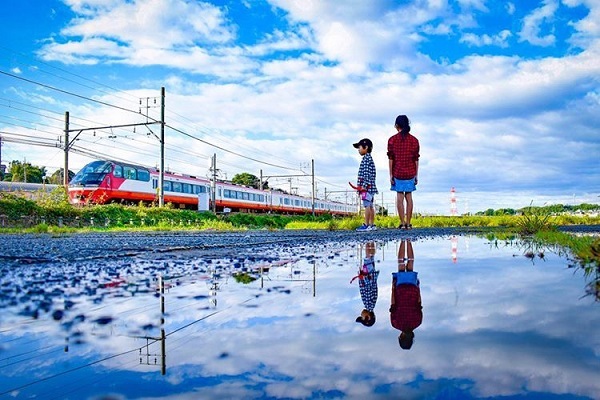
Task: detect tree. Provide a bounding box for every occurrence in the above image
[7,160,46,183]
[48,168,75,184]
[231,172,268,189]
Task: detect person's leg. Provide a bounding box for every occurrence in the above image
[405,192,413,227]
[396,192,405,227]
[398,239,407,270]
[405,240,414,271]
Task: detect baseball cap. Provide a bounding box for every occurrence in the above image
[353,138,373,149]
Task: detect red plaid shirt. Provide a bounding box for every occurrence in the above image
[387,133,420,180]
[390,283,422,331]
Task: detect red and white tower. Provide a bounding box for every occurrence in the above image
[450,187,457,216]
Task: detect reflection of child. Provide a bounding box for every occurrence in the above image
[390,240,422,349]
[352,242,379,327]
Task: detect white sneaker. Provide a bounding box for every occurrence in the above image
[369,225,377,231]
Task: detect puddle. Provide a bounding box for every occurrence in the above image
[0,235,598,399]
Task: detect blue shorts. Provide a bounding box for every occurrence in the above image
[391,177,416,193]
[361,192,374,208]
[393,271,419,286]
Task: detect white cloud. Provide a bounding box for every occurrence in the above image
[506,2,516,15]
[63,0,235,46]
[460,30,512,47]
[519,0,559,46]
[39,0,237,70]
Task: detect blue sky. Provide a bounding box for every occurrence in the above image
[1,0,599,214]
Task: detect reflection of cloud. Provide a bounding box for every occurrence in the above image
[2,237,599,399]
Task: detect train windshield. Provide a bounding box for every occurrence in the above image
[70,161,113,186]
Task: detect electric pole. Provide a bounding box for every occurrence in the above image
[159,86,165,207]
[64,112,69,187]
[211,153,217,213]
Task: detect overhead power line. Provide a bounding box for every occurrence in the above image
[0,69,148,121]
[166,123,305,172]
[1,70,344,195]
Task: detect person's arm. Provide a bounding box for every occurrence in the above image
[414,160,419,185]
[387,138,395,185]
[357,159,365,186]
[390,278,396,311]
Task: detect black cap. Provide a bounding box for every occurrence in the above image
[353,138,373,149]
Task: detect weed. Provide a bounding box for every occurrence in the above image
[517,202,555,235]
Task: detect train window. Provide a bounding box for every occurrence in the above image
[164,181,172,191]
[242,192,249,200]
[224,189,231,198]
[294,200,300,206]
[284,198,290,205]
[123,166,136,180]
[183,183,191,194]
[113,165,123,178]
[195,185,207,194]
[137,169,150,182]
[172,182,182,192]
[152,179,158,189]
[218,189,222,197]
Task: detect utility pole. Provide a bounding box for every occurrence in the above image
[211,153,217,213]
[64,111,69,187]
[62,87,164,202]
[0,136,3,180]
[159,86,165,207]
[261,160,317,215]
[311,159,315,216]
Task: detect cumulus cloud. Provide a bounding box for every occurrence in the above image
[518,0,559,46]
[460,30,512,47]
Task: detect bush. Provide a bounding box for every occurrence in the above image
[0,193,41,218]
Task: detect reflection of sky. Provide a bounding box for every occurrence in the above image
[1,236,599,399]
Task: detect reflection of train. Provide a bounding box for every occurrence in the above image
[68,160,355,215]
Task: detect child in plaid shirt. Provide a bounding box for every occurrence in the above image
[353,138,378,231]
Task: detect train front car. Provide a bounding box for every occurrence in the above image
[68,160,154,205]
[68,160,115,205]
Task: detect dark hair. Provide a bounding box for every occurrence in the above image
[356,311,376,327]
[395,115,411,137]
[399,330,415,349]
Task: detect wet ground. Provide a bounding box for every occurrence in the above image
[1,227,599,399]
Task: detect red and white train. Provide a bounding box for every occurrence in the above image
[68,160,355,215]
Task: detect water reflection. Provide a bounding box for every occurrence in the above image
[390,239,422,350]
[1,235,599,399]
[352,242,379,327]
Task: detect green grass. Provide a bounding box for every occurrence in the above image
[2,189,599,234]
